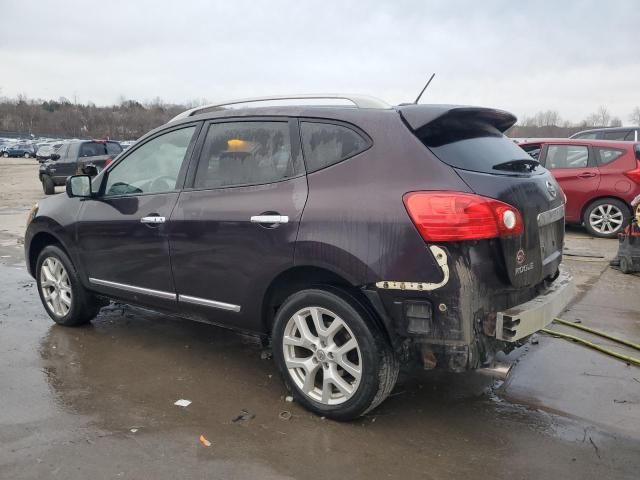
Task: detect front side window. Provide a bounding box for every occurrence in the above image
[104,127,195,196]
[300,121,369,173]
[194,121,297,189]
[545,145,589,169]
[596,147,625,166]
[625,130,638,141]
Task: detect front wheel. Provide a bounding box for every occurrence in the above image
[36,245,101,326]
[24,152,31,158]
[272,288,398,421]
[583,199,631,238]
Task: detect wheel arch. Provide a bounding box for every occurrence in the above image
[261,265,392,343]
[28,231,70,277]
[580,195,631,223]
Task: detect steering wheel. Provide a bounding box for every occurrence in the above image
[149,176,176,192]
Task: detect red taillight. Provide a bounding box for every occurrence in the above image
[625,161,640,184]
[104,157,113,167]
[403,191,524,242]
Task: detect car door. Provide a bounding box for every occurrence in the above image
[75,123,201,308]
[169,118,307,332]
[541,143,599,222]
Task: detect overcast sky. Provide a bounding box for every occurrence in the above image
[1,0,638,123]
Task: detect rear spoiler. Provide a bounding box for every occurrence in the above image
[397,104,517,133]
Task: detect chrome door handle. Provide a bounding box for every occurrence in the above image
[250,215,289,224]
[140,216,166,224]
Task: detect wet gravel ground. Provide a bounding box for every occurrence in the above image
[1,243,639,479]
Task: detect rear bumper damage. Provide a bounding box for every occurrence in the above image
[496,267,574,341]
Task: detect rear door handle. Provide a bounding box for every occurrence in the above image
[577,172,597,178]
[140,216,166,224]
[250,215,289,224]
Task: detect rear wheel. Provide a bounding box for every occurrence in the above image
[42,175,55,195]
[24,152,31,158]
[272,288,398,421]
[36,245,101,326]
[583,198,630,238]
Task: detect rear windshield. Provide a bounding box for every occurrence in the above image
[79,141,122,157]
[415,119,543,174]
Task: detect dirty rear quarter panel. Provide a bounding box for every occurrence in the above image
[294,110,472,286]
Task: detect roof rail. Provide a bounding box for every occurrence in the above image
[169,94,390,122]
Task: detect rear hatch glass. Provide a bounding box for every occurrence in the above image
[416,119,542,175]
[406,112,564,288]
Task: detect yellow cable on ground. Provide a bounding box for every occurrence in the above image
[541,328,640,367]
[553,318,640,352]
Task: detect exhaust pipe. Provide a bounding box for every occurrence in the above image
[476,362,512,380]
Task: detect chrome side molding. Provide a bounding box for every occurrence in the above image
[88,278,176,300]
[178,294,241,312]
[88,278,241,312]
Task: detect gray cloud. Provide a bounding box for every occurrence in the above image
[1,0,638,123]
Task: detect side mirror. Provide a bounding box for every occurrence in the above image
[66,175,92,198]
[82,164,99,177]
[50,153,60,160]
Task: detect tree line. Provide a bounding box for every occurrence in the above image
[1,94,639,140]
[0,95,202,140]
[508,106,640,138]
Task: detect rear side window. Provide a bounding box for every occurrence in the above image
[596,147,625,166]
[79,142,123,157]
[546,145,589,169]
[602,130,629,140]
[415,119,540,174]
[300,122,369,173]
[521,143,541,160]
[194,121,300,189]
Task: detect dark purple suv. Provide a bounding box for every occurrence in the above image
[24,95,573,420]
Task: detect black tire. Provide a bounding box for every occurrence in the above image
[24,152,30,158]
[272,287,398,421]
[619,257,632,274]
[42,175,55,195]
[2,152,8,158]
[583,198,631,238]
[35,245,101,326]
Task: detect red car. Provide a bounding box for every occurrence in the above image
[520,139,640,238]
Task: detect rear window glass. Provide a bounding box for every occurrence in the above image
[602,130,629,140]
[79,142,122,157]
[416,119,541,174]
[546,145,589,169]
[300,122,369,173]
[596,147,625,166]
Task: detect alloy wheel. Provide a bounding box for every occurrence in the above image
[589,204,624,235]
[282,306,362,405]
[40,257,72,317]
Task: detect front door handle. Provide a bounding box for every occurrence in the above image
[250,215,289,224]
[140,216,166,224]
[577,172,597,178]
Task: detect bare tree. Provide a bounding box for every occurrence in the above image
[629,106,640,126]
[596,105,610,127]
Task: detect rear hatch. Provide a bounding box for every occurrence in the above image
[399,105,565,288]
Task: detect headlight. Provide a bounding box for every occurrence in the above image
[26,203,38,226]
